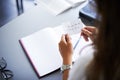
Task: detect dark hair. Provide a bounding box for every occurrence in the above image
[86,0,120,80]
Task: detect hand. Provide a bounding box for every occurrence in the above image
[58,34,73,65]
[81,26,98,42]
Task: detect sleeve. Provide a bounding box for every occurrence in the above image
[68,45,94,80]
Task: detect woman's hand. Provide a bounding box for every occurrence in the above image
[81,26,98,42]
[58,34,73,65]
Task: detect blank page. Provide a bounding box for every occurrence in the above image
[20,28,62,77]
[38,0,72,15]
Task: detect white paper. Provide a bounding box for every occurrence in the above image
[66,0,87,7]
[19,19,87,77]
[53,19,84,35]
[20,28,62,77]
[38,0,72,15]
[53,19,85,51]
[37,0,87,15]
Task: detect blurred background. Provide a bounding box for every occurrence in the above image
[0,0,36,27]
[0,0,97,27]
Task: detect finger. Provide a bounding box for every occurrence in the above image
[83,35,89,41]
[81,31,88,41]
[82,28,93,37]
[82,33,89,41]
[65,34,71,43]
[59,35,65,51]
[84,26,96,32]
[81,29,86,36]
[61,34,66,42]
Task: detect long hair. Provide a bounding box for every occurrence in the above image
[86,0,120,80]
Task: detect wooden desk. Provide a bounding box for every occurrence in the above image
[0,2,87,80]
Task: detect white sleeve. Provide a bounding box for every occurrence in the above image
[68,45,94,80]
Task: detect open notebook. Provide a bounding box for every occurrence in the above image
[37,0,87,15]
[19,19,89,78]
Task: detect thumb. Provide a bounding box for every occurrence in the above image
[65,34,71,43]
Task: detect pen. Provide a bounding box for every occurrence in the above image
[73,36,81,50]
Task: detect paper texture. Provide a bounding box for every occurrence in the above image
[37,0,87,15]
[19,19,86,77]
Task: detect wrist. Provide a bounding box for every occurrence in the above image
[63,57,72,65]
[63,61,72,65]
[61,64,72,72]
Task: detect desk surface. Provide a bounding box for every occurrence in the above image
[0,2,88,80]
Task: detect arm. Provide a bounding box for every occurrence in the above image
[59,34,73,80]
